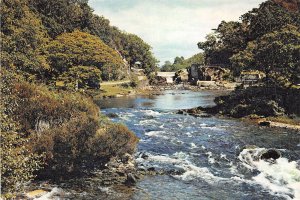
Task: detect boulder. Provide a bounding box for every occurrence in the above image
[125,173,137,185]
[260,149,281,160]
[259,121,271,127]
[141,153,149,160]
[106,113,119,118]
[26,189,48,199]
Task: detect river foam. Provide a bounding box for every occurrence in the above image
[239,148,300,199]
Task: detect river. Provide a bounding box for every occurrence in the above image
[39,90,300,199]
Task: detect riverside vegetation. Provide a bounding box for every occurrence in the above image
[1,0,300,198]
[182,0,300,122]
[0,0,155,197]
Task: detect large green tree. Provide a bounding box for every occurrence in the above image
[198,21,247,66]
[198,0,300,73]
[120,33,158,75]
[47,30,127,82]
[1,0,50,81]
[255,25,300,85]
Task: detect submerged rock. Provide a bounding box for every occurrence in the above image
[106,113,119,118]
[259,121,271,127]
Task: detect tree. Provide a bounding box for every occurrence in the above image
[255,25,300,85]
[1,0,50,81]
[120,33,158,75]
[47,30,127,81]
[230,41,257,76]
[198,0,300,69]
[185,53,205,66]
[241,0,300,40]
[198,21,247,66]
[160,61,173,72]
[58,66,101,90]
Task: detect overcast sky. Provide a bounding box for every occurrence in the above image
[89,0,265,65]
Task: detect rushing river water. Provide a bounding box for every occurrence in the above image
[97,90,300,200]
[40,90,300,200]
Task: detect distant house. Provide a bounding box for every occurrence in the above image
[240,70,265,86]
[156,72,176,84]
[188,64,228,84]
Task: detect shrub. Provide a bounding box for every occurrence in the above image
[86,123,139,160]
[0,71,44,196]
[9,80,139,179]
[214,85,299,117]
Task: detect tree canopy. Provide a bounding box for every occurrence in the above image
[160,53,204,72]
[198,0,300,85]
[47,30,127,83]
[120,33,158,75]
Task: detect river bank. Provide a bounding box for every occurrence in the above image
[176,85,300,131]
[96,90,300,199]
[93,80,237,100]
[177,106,300,131]
[18,89,300,199]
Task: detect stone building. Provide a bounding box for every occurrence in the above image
[188,64,228,84]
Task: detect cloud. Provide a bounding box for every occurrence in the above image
[89,0,265,65]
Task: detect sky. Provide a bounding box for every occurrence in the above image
[89,0,265,66]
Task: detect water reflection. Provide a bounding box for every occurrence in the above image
[96,90,230,111]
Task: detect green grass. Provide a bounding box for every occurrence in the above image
[95,84,134,98]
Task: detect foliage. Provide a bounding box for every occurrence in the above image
[1,0,145,194]
[254,25,300,85]
[230,41,257,76]
[1,0,50,81]
[160,53,204,72]
[86,123,139,159]
[10,81,138,177]
[198,0,300,79]
[0,70,44,195]
[120,33,158,75]
[198,21,247,66]
[241,0,300,40]
[1,0,157,84]
[58,66,101,90]
[213,86,300,118]
[47,30,127,82]
[28,0,93,39]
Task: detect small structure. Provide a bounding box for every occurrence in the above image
[188,64,228,84]
[156,72,176,84]
[240,70,265,86]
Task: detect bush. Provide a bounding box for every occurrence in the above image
[9,80,139,179]
[214,85,299,118]
[87,123,139,160]
[0,71,44,196]
[129,75,139,88]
